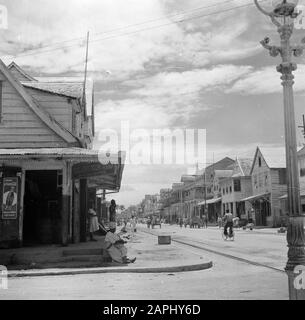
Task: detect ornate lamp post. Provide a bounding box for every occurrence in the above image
[254,0,305,300]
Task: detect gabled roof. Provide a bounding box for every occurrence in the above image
[8,62,37,82]
[233,158,253,177]
[1,59,78,144]
[250,146,286,174]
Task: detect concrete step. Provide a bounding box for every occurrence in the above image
[61,255,112,263]
[62,248,105,256]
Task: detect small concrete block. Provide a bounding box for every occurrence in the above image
[158,235,171,245]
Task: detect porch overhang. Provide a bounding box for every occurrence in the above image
[198,197,222,206]
[0,148,125,192]
[241,193,270,202]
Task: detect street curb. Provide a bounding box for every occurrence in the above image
[8,261,213,278]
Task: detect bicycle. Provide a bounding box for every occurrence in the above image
[221,226,235,241]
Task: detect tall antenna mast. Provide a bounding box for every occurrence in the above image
[83,31,90,107]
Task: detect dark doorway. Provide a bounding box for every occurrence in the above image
[23,170,62,246]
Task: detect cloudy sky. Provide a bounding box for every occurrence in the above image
[1,0,305,206]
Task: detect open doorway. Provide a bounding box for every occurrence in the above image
[23,170,62,246]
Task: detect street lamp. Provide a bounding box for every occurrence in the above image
[254,0,305,300]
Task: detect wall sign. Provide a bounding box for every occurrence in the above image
[2,177,18,220]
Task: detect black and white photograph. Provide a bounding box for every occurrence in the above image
[0,0,305,305]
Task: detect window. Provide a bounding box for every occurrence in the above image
[230,186,232,193]
[279,168,287,185]
[234,179,241,192]
[302,204,305,213]
[300,168,305,177]
[258,157,262,167]
[0,81,2,123]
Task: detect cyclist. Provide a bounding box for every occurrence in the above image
[223,210,234,238]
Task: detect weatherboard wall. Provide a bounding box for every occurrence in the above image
[0,74,67,148]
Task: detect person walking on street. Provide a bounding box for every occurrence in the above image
[202,214,208,229]
[179,218,183,228]
[218,216,223,229]
[131,216,137,238]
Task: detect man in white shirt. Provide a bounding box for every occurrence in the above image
[105,222,136,264]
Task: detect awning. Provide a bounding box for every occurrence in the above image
[279,192,305,200]
[241,193,270,202]
[0,148,125,191]
[198,197,222,206]
[73,161,124,191]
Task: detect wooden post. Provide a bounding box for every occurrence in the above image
[18,170,26,246]
[80,179,88,242]
[61,165,70,247]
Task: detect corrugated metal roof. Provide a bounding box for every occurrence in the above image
[0,148,125,162]
[22,81,83,99]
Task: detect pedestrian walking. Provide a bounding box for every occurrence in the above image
[218,216,223,229]
[202,214,208,229]
[131,216,137,237]
[147,217,151,228]
[179,218,183,228]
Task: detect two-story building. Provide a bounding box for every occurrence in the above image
[0,61,124,248]
[241,147,286,227]
[279,146,305,217]
[197,157,235,223]
[219,158,253,219]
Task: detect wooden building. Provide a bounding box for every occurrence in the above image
[0,61,124,248]
[241,147,286,227]
[196,157,235,223]
[219,158,253,219]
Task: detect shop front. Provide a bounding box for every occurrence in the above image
[241,193,271,227]
[0,148,124,248]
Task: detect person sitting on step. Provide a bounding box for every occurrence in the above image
[105,222,136,264]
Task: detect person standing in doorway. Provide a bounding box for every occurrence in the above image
[88,206,99,242]
[109,200,117,223]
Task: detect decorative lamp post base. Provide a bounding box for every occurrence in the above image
[286,270,305,300]
[286,216,305,300]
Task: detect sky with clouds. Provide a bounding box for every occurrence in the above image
[1,0,305,206]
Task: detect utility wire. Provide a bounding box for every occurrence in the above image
[9,1,255,60]
[17,0,238,52]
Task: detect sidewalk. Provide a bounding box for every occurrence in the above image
[2,229,212,278]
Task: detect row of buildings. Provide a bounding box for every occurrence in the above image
[0,61,125,248]
[141,146,305,228]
